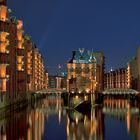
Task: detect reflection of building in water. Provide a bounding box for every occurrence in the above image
[66,107,104,140]
[43,95,64,124]
[6,110,28,140]
[103,97,140,140]
[27,110,45,140]
[0,107,45,140]
[0,122,6,140]
[130,111,140,140]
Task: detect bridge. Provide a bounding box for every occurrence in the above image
[63,93,99,109]
[35,88,67,94]
[103,88,139,95]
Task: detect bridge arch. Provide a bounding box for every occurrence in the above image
[103,88,139,95]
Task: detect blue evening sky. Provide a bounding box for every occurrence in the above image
[8,0,140,74]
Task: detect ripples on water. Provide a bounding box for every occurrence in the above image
[0,95,139,140]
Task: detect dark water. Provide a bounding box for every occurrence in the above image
[0,95,140,140]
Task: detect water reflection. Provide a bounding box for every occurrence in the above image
[0,95,140,140]
[103,97,140,140]
[66,107,104,140]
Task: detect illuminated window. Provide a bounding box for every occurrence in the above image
[0,43,6,53]
[17,56,23,63]
[0,32,9,42]
[17,30,23,41]
[17,64,24,71]
[0,65,6,78]
[0,6,7,21]
[0,79,6,92]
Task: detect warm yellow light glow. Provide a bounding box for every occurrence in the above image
[67,64,71,69]
[66,124,70,136]
[0,65,6,78]
[1,79,6,91]
[76,95,79,99]
[73,63,76,69]
[17,64,23,71]
[81,63,85,69]
[17,56,23,63]
[17,20,23,30]
[127,64,131,88]
[86,88,90,93]
[28,64,31,68]
[17,41,24,49]
[28,52,31,58]
[76,117,78,124]
[27,128,31,140]
[89,64,93,69]
[0,32,9,42]
[0,43,6,53]
[84,95,88,101]
[28,70,31,75]
[35,55,38,60]
[27,58,31,64]
[79,90,81,94]
[17,30,23,41]
[0,6,7,21]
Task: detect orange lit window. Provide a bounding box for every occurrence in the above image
[17,56,23,63]
[0,32,9,42]
[17,64,22,71]
[28,64,31,68]
[0,65,6,78]
[0,79,6,92]
[28,52,31,57]
[27,59,31,64]
[0,6,7,21]
[17,31,23,41]
[2,79,6,91]
[18,42,24,49]
[28,70,31,75]
[0,43,6,53]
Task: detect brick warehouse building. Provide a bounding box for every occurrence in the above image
[104,68,129,90]
[0,0,45,107]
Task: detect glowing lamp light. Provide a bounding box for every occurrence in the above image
[84,95,88,101]
[86,89,90,93]
[79,90,81,94]
[76,117,78,124]
[76,95,79,99]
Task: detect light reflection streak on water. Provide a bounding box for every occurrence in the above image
[0,95,140,140]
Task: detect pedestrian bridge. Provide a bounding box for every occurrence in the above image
[36,88,67,94]
[103,88,139,95]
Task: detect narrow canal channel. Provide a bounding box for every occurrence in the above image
[0,94,139,140]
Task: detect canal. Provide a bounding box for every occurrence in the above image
[0,95,139,140]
